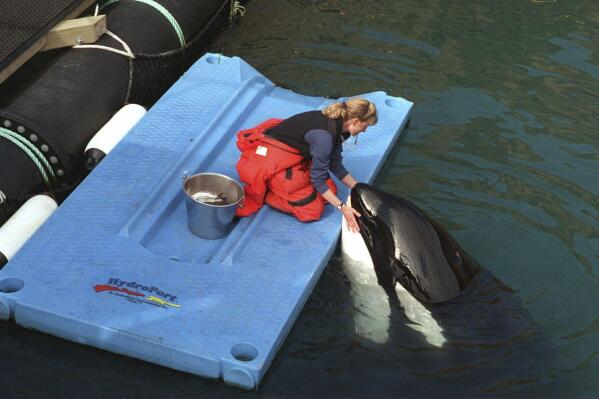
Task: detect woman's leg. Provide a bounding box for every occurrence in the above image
[265,164,336,222]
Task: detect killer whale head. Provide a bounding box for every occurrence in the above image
[350,183,480,303]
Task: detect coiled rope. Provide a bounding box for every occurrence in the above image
[0,128,56,189]
[229,1,246,23]
[98,0,186,48]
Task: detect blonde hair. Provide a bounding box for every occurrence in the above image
[322,98,378,125]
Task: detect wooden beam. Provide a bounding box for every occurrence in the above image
[42,15,107,51]
[0,0,98,84]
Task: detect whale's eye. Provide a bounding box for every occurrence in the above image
[452,251,462,267]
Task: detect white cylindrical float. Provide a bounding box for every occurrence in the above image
[0,194,58,268]
[84,104,146,170]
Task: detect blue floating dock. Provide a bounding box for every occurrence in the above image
[0,54,412,389]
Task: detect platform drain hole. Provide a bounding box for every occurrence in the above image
[0,278,24,293]
[206,55,221,65]
[231,343,258,362]
[385,98,402,108]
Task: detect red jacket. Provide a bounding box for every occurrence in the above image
[235,119,336,222]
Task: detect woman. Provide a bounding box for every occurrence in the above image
[235,98,377,232]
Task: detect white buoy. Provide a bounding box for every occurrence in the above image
[0,194,58,268]
[84,103,146,170]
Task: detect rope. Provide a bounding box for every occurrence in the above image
[98,0,186,48]
[229,0,246,23]
[73,16,136,99]
[73,30,135,58]
[124,56,135,103]
[0,128,56,189]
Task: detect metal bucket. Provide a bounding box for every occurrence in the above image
[183,173,244,239]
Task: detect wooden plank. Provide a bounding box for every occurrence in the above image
[0,0,98,85]
[42,15,107,51]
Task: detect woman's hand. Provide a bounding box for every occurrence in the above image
[321,189,361,232]
[341,204,361,233]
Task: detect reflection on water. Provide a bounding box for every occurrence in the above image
[2,0,599,397]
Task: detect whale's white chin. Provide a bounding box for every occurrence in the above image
[340,208,447,347]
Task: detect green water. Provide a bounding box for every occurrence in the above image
[211,0,599,396]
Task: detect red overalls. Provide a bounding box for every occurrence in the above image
[235,119,337,222]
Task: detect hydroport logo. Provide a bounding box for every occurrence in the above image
[93,278,181,309]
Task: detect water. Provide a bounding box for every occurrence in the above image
[211,2,599,394]
[2,1,598,397]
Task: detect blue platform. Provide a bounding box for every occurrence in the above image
[0,54,412,389]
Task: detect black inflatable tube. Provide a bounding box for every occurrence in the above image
[0,252,7,269]
[0,0,230,224]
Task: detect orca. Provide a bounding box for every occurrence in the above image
[337,182,552,389]
[340,182,480,347]
[350,183,479,303]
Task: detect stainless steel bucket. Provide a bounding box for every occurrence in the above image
[183,173,244,239]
